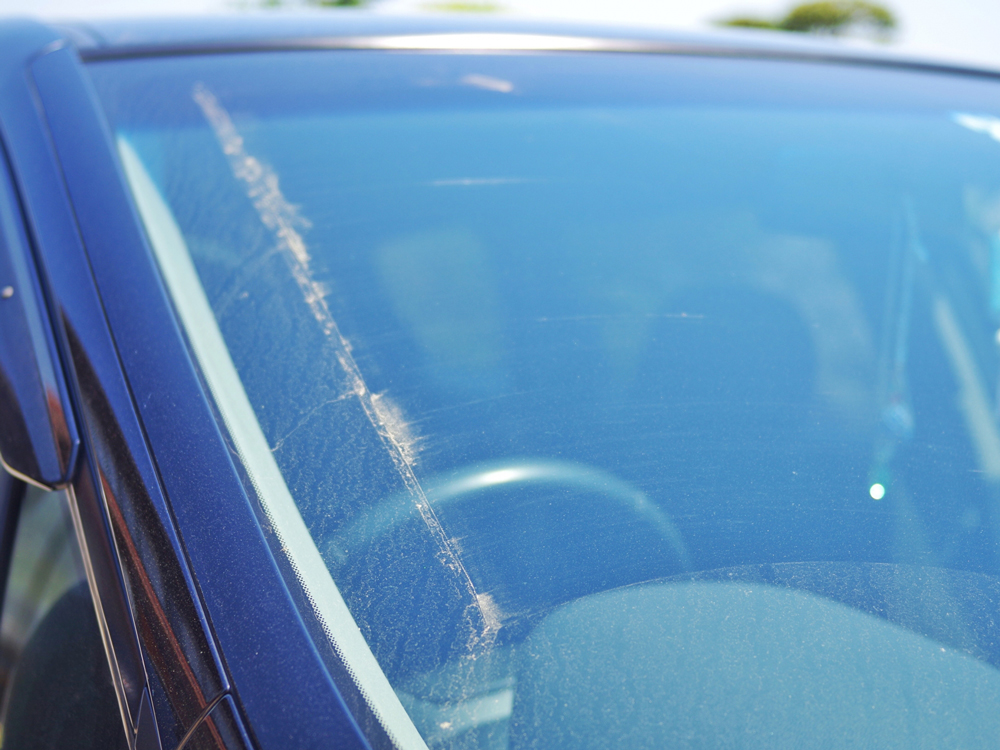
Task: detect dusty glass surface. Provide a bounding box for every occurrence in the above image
[94,50,1000,748]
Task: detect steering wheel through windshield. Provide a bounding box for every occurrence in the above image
[326,459,691,610]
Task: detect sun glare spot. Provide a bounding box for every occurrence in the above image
[479,468,525,486]
[869,483,886,500]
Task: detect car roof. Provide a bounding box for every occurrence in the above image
[53,11,1000,82]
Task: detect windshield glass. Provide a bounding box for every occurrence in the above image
[92,49,1000,749]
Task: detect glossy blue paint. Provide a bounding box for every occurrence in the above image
[23,30,371,750]
[186,695,256,750]
[0,144,77,487]
[0,21,157,734]
[0,21,229,749]
[5,13,1000,750]
[0,38,148,732]
[26,49,232,740]
[0,23,80,493]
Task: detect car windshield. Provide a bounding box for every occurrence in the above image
[92,48,1000,749]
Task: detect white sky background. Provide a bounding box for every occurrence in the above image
[2,0,997,70]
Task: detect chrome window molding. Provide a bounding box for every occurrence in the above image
[64,482,136,743]
[77,31,1000,83]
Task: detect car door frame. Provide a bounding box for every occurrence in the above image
[0,19,373,750]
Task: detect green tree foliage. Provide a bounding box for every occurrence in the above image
[248,0,365,8]
[423,1,502,11]
[720,1,897,38]
[725,17,783,29]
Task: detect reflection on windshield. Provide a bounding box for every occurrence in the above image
[95,50,1000,749]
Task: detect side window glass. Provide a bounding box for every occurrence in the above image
[0,481,128,750]
[0,484,84,684]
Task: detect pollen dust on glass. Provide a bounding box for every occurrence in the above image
[191,83,497,641]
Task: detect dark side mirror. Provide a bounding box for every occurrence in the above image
[0,149,77,489]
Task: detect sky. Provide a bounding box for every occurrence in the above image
[2,0,998,70]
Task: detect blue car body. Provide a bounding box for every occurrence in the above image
[2,14,1000,750]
